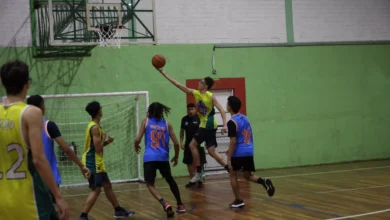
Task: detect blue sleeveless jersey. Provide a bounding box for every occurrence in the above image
[144,118,170,162]
[231,114,254,157]
[42,119,62,185]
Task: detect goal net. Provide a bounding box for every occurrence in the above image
[38,91,149,187]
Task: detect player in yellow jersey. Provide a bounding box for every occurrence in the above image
[0,60,69,220]
[157,68,229,184]
[78,101,135,220]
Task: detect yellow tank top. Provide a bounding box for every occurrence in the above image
[193,90,218,129]
[82,121,106,173]
[0,102,56,219]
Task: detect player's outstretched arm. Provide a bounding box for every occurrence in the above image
[212,95,227,131]
[54,135,90,177]
[134,118,146,153]
[91,126,105,153]
[168,122,179,166]
[24,106,69,219]
[157,68,194,94]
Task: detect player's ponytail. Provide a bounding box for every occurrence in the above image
[147,102,171,120]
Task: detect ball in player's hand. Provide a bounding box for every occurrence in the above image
[152,54,166,69]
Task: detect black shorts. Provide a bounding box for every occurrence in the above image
[88,172,111,189]
[144,161,172,182]
[193,128,218,149]
[231,156,255,172]
[183,143,207,165]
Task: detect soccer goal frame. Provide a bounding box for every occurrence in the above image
[3,91,149,187]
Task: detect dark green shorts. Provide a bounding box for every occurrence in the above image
[88,172,110,189]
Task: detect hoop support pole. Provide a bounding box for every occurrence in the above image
[48,0,55,45]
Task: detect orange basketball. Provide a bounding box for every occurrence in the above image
[152,54,166,69]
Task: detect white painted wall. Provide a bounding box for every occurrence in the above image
[293,0,390,42]
[0,0,31,47]
[0,0,389,46]
[155,0,287,44]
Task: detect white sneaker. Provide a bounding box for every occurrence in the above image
[190,172,202,183]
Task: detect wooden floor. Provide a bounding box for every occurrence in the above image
[62,160,390,220]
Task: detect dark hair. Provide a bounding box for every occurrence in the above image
[204,77,214,90]
[85,101,101,118]
[187,103,195,108]
[147,102,171,119]
[0,60,30,95]
[27,95,44,109]
[227,96,241,113]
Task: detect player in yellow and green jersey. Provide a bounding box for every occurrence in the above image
[0,60,69,219]
[78,101,135,220]
[156,68,230,184]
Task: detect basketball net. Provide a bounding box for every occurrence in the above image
[93,25,123,48]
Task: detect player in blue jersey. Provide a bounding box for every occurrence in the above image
[27,95,91,203]
[226,96,275,208]
[134,102,186,218]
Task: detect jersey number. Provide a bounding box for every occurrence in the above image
[151,130,166,149]
[0,144,27,180]
[242,128,252,145]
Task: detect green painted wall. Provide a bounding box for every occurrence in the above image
[1,44,390,182]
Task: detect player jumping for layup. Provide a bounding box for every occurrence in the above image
[27,95,90,204]
[134,102,186,217]
[157,68,229,183]
[0,60,69,219]
[226,96,275,208]
[79,101,134,220]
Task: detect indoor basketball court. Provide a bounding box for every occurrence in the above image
[61,159,390,219]
[1,0,390,219]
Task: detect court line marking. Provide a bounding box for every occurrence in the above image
[316,184,390,194]
[326,208,390,220]
[219,182,390,199]
[268,165,390,179]
[63,165,390,197]
[281,184,390,198]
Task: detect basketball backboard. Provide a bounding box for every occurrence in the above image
[45,0,156,47]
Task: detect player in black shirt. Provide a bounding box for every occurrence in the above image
[180,103,206,188]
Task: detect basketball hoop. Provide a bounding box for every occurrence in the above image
[93,25,124,48]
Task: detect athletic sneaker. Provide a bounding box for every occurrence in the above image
[176,205,186,213]
[197,181,203,188]
[190,171,203,183]
[264,178,275,197]
[229,199,245,208]
[114,207,135,218]
[162,202,175,218]
[185,181,197,188]
[185,180,203,188]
